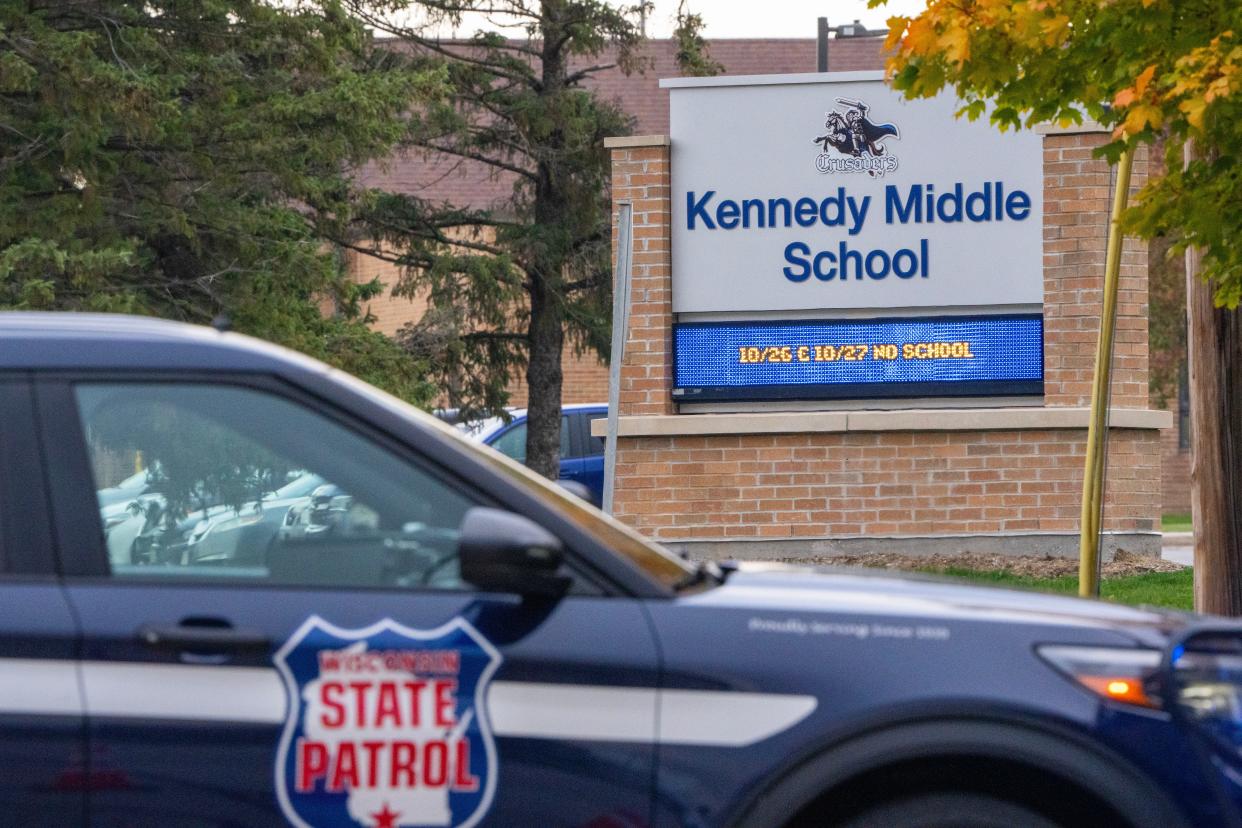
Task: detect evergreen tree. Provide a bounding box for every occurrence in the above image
[0,0,442,401]
[341,0,653,478]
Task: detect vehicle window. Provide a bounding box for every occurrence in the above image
[75,384,479,590]
[490,422,527,463]
[489,417,572,464]
[330,369,696,590]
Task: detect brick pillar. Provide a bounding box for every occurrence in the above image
[1042,132,1150,409]
[606,136,674,417]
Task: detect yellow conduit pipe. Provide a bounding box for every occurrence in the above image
[1078,147,1135,597]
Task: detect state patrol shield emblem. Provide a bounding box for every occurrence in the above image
[274,616,502,828]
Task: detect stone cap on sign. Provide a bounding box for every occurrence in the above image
[603,135,670,149]
[659,70,885,89]
[589,407,1172,437]
[1035,120,1109,135]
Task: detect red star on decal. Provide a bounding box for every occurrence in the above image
[370,802,401,828]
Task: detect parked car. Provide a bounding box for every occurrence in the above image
[102,471,324,568]
[1,312,1240,827]
[462,403,607,505]
[94,467,155,508]
[279,482,362,540]
[169,472,327,566]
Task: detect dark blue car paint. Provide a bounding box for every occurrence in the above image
[0,314,1237,827]
[0,584,87,824]
[64,584,660,826]
[645,569,1212,826]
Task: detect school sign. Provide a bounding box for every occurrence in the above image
[598,69,1170,561]
[666,73,1044,402]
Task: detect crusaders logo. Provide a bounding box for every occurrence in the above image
[812,97,901,177]
[274,616,502,828]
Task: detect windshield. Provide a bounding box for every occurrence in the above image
[329,368,696,590]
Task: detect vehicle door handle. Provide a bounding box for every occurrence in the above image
[137,624,270,653]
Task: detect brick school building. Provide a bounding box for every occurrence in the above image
[347,35,1188,538]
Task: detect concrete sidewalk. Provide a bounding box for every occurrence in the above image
[1162,532,1193,567]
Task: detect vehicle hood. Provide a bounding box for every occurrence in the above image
[682,561,1195,637]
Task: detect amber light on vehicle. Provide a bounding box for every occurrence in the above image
[1076,675,1159,708]
[1037,645,1163,710]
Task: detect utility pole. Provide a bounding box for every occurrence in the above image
[817,17,829,72]
[818,18,870,72]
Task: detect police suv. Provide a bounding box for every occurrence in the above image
[0,313,1238,828]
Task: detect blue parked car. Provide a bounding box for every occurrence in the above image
[463,404,607,505]
[3,312,1242,828]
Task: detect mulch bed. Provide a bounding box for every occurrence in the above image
[773,549,1185,578]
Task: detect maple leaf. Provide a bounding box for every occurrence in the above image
[1121,102,1162,135]
[1181,96,1208,129]
[1040,14,1071,46]
[1205,76,1233,104]
[902,17,938,56]
[885,16,911,51]
[939,25,971,66]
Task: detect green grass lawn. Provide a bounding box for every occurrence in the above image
[1162,512,1193,533]
[926,567,1194,611]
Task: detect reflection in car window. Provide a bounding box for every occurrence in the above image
[75,384,478,591]
[273,473,325,499]
[331,370,697,591]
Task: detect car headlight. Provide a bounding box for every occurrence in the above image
[1037,645,1163,709]
[1042,634,1242,751]
[1171,632,1242,751]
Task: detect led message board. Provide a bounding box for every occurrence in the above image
[673,315,1043,402]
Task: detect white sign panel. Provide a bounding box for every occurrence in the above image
[664,73,1043,315]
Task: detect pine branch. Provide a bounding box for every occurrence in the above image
[564,62,620,85]
[419,140,537,180]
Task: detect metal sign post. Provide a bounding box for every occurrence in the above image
[603,202,634,515]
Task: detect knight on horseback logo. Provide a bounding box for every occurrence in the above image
[813,98,900,178]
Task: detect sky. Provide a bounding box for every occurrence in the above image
[426,1,928,40]
[640,0,925,39]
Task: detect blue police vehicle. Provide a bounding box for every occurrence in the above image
[0,313,1239,827]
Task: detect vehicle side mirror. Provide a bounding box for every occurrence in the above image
[458,507,570,599]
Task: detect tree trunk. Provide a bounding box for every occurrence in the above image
[525,271,565,480]
[1187,218,1242,614]
[522,0,569,481]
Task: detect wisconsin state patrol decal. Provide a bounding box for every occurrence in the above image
[275,616,502,828]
